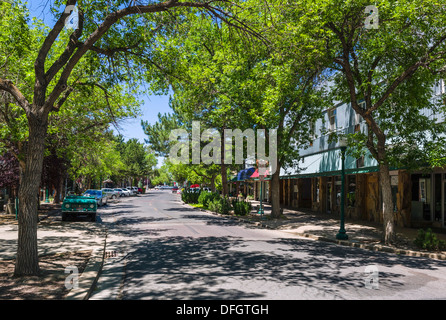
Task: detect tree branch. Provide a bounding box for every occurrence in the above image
[0,79,30,111]
[34,0,78,104]
[44,8,85,85]
[44,0,244,112]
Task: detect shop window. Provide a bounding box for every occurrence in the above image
[347,175,356,207]
[313,178,320,203]
[335,176,341,206]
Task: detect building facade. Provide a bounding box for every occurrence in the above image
[230,80,446,229]
[272,80,446,229]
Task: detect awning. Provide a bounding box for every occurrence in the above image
[250,168,269,179]
[280,149,380,179]
[232,167,255,181]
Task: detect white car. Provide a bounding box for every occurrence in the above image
[102,188,119,199]
[120,188,131,197]
[126,187,138,195]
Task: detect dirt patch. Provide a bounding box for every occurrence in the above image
[0,250,91,300]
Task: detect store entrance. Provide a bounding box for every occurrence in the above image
[443,176,446,228]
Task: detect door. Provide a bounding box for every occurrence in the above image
[443,177,446,228]
[327,179,332,214]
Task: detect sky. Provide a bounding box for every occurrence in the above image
[25,1,173,165]
[114,94,172,144]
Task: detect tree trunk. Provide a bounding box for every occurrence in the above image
[271,169,281,218]
[53,179,61,204]
[14,114,48,276]
[220,129,228,196]
[220,164,228,196]
[379,163,395,245]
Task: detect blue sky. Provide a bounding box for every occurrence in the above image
[25,1,173,145]
[114,94,172,144]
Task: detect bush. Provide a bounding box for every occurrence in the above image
[208,196,231,215]
[233,199,252,216]
[414,228,446,251]
[198,191,220,207]
[181,189,200,204]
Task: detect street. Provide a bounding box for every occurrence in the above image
[88,190,446,300]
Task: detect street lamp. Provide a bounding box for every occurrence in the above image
[256,159,268,217]
[336,137,349,240]
[258,174,265,216]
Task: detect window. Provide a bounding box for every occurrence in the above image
[354,101,365,125]
[309,122,315,146]
[347,175,356,207]
[438,79,445,95]
[335,176,341,206]
[328,109,336,131]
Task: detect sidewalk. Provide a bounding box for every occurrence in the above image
[0,203,106,300]
[228,200,446,260]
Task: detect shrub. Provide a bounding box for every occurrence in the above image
[233,199,252,216]
[208,196,231,215]
[181,189,200,204]
[414,228,446,252]
[198,191,220,207]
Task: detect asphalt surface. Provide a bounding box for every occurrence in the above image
[88,190,446,300]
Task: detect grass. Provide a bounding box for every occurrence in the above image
[189,203,205,209]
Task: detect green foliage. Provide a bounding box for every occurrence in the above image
[181,189,200,204]
[151,163,173,186]
[208,195,231,215]
[198,191,220,207]
[233,199,252,216]
[414,229,446,252]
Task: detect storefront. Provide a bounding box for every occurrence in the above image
[410,171,446,228]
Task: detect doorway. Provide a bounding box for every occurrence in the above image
[327,177,332,214]
[443,176,446,227]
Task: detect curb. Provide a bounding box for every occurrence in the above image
[185,202,446,261]
[65,230,108,300]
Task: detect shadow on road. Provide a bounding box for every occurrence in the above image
[121,234,446,300]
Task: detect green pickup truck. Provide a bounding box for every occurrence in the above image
[62,195,97,221]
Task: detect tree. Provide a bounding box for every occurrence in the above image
[0,0,252,276]
[149,4,327,217]
[292,0,446,244]
[143,111,223,190]
[114,137,157,185]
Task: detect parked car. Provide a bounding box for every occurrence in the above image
[137,187,143,194]
[172,186,179,193]
[62,194,97,222]
[131,186,140,194]
[83,189,108,206]
[102,188,118,199]
[126,187,137,195]
[189,187,211,193]
[120,188,131,197]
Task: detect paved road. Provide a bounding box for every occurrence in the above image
[90,190,446,300]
